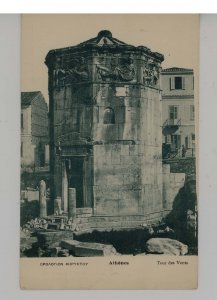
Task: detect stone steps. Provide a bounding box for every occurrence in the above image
[76,218,165,233]
[73,211,171,233]
[86,216,145,222]
[77,211,167,224]
[76,208,93,218]
[78,215,159,224]
[44,211,170,233]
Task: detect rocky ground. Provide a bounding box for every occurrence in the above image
[20,220,192,257]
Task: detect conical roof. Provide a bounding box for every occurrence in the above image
[77,30,129,47]
[45,30,164,66]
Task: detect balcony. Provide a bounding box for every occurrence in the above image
[162,118,181,128]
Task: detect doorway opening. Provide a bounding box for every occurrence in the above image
[68,157,85,208]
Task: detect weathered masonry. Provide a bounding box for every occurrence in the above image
[45,30,185,228]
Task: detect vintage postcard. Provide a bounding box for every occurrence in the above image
[20,14,198,289]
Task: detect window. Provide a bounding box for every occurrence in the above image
[175,77,182,89]
[190,105,195,120]
[103,107,115,124]
[169,106,178,120]
[21,113,24,128]
[192,134,195,141]
[170,76,185,90]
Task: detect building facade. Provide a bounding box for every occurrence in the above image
[21,91,49,168]
[161,67,195,158]
[45,31,185,227]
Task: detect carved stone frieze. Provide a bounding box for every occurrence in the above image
[53,56,89,88]
[142,59,161,87]
[96,56,135,82]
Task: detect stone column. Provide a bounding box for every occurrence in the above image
[68,188,76,220]
[54,197,62,215]
[39,180,47,218]
[61,160,68,212]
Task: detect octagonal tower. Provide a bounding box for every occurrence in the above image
[45,30,168,225]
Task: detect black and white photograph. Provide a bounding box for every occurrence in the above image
[19,14,198,289]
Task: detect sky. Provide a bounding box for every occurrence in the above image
[21,14,199,102]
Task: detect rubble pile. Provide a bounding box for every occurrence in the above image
[21,218,48,231]
[21,215,82,233]
[20,214,82,257]
[20,215,186,257]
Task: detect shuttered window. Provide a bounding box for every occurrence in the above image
[170,77,175,90]
[175,77,182,89]
[169,106,178,120]
[170,76,185,90]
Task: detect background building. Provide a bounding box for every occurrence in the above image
[21,91,49,168]
[161,67,195,158]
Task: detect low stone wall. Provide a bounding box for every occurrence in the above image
[163,157,196,175]
[21,189,39,201]
[162,164,185,210]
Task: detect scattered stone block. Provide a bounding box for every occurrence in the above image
[60,239,117,256]
[58,249,70,257]
[36,230,74,249]
[145,238,188,255]
[60,240,81,252]
[49,247,62,257]
[47,223,60,230]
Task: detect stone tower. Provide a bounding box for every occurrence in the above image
[45,30,179,226]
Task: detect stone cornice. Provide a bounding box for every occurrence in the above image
[161,71,193,76]
[162,94,194,100]
[161,67,193,75]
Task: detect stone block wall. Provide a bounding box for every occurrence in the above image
[21,135,36,167]
[162,164,185,210]
[53,84,93,142]
[92,83,163,216]
[163,157,196,175]
[21,189,39,202]
[93,143,141,215]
